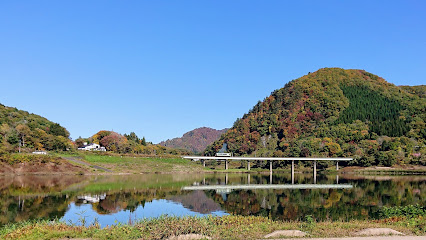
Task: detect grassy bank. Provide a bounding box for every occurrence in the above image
[0,214,424,240]
[0,152,87,175]
[3,151,426,175]
[57,152,205,173]
[71,153,426,175]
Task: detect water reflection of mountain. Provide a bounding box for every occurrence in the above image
[170,190,222,214]
[86,189,178,214]
[0,174,208,224]
[0,175,90,193]
[0,175,90,225]
[0,173,424,225]
[204,178,425,221]
[0,194,71,225]
[90,189,224,215]
[77,190,223,215]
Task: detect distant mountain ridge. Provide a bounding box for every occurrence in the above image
[159,127,228,154]
[205,68,426,166]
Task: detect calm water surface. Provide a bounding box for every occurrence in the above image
[0,173,424,227]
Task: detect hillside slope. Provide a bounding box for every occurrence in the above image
[205,68,426,166]
[159,127,228,153]
[0,104,71,152]
[400,85,426,98]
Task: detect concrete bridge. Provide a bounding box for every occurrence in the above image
[182,156,352,184]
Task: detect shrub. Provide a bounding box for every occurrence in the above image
[377,204,426,219]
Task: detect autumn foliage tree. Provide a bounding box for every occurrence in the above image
[83,130,190,155]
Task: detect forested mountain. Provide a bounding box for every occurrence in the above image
[205,68,426,166]
[159,127,228,154]
[0,104,71,152]
[400,85,426,98]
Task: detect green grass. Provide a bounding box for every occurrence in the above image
[77,154,203,173]
[75,174,202,192]
[1,215,424,240]
[54,152,426,175]
[82,155,187,164]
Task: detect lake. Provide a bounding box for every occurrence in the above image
[0,173,424,227]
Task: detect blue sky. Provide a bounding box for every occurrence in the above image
[1,1,425,143]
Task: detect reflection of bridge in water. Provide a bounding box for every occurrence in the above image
[182,184,353,192]
[183,173,353,193]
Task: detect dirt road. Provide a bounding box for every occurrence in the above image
[63,156,112,172]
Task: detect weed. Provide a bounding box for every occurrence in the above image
[75,210,89,226]
[301,215,316,233]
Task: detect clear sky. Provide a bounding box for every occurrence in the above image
[1,1,425,143]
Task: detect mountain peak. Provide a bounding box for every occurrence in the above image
[160,127,228,154]
[205,68,425,167]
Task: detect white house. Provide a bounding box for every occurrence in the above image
[32,150,47,155]
[78,142,106,151]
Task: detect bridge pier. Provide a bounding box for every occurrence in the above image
[313,160,317,184]
[225,173,228,185]
[270,171,272,184]
[183,157,352,179]
[247,174,250,184]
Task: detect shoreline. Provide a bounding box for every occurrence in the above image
[1,166,425,176]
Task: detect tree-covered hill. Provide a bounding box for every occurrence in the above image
[76,130,191,155]
[159,127,228,154]
[0,104,71,152]
[205,68,426,166]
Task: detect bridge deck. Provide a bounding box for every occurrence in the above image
[182,156,351,175]
[183,156,352,161]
